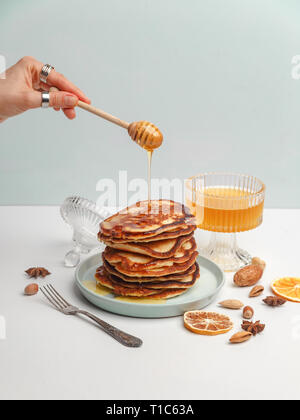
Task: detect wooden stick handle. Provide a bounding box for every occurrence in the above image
[77,100,129,129]
[49,87,129,129]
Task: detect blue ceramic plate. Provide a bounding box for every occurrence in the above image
[75,254,225,318]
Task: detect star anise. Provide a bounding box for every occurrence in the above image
[25,267,51,279]
[242,320,265,336]
[263,296,286,307]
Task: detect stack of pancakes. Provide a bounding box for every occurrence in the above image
[96,200,199,299]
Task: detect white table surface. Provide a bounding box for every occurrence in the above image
[0,207,299,400]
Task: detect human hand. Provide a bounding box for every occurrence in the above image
[0,56,91,123]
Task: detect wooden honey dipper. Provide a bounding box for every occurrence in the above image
[50,87,163,150]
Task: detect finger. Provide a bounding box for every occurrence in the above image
[49,87,60,111]
[63,108,76,120]
[38,87,59,112]
[18,56,44,85]
[47,70,91,104]
[39,81,51,91]
[18,57,90,104]
[49,91,78,108]
[24,90,78,109]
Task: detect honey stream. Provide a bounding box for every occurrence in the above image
[147,150,153,202]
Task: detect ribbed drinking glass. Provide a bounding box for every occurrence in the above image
[185,173,265,271]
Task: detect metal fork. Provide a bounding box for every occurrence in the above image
[40,285,143,348]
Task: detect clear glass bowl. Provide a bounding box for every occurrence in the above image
[185,173,265,272]
[60,196,111,267]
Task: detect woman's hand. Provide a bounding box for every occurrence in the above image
[0,56,90,123]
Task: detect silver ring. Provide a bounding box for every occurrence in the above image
[41,91,50,108]
[40,64,55,84]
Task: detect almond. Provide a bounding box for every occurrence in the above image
[234,264,263,287]
[219,299,244,310]
[252,257,266,271]
[24,283,39,296]
[243,306,254,319]
[229,331,252,344]
[249,285,264,298]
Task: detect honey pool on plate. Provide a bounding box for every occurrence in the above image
[83,280,166,304]
[83,280,111,296]
[186,187,264,233]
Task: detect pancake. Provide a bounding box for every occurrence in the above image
[103,250,198,278]
[95,267,189,299]
[99,225,196,243]
[103,237,197,272]
[96,263,200,290]
[100,200,196,241]
[99,232,194,259]
[103,260,198,283]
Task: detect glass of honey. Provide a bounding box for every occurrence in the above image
[185,172,265,271]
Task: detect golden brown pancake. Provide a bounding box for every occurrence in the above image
[103,250,198,278]
[99,225,196,244]
[95,267,189,299]
[103,237,197,272]
[99,232,194,259]
[103,260,198,283]
[96,263,200,290]
[100,200,196,241]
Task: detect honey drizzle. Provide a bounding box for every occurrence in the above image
[147,150,153,202]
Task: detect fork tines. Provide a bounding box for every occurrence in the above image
[40,284,70,312]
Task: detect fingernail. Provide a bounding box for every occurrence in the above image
[64,95,77,107]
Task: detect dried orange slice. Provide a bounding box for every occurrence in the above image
[184,311,233,336]
[271,277,300,303]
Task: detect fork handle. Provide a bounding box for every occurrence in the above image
[77,310,143,348]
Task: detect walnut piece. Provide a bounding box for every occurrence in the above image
[25,267,51,279]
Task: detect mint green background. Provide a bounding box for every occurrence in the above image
[0,0,299,206]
